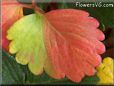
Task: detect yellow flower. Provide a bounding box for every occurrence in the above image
[96,57,114,85]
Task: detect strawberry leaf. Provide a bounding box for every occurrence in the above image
[7,9,105,83]
[2,0,23,51]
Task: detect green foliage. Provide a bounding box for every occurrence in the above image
[2,50,25,84]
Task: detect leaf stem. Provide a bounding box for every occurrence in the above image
[20,4,33,9]
[32,0,44,14]
[19,0,44,13]
[32,0,35,7]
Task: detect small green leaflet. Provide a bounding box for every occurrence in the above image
[7,13,47,75]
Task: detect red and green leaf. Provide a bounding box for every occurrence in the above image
[2,0,23,51]
[7,8,105,83]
